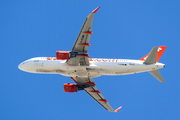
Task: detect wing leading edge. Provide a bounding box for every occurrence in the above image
[67,6,100,66]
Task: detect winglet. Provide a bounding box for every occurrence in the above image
[92,6,100,13]
[115,106,122,112]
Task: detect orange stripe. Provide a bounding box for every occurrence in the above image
[78,54,90,57]
[72,77,77,82]
[98,99,108,102]
[78,43,91,46]
[85,82,96,86]
[89,91,101,93]
[83,32,93,34]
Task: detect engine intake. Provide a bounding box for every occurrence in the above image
[64,83,78,93]
[56,51,69,60]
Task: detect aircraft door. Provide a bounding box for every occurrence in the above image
[34,60,43,68]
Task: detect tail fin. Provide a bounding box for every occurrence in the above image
[140,46,167,62]
[149,70,165,82]
[144,47,158,64]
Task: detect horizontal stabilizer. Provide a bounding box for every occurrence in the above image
[149,70,165,82]
[144,47,158,64]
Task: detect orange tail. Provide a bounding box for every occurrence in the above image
[140,46,167,62]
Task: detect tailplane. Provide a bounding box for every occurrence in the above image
[140,46,167,62]
[149,70,165,82]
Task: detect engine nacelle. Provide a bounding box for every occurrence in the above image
[64,83,77,93]
[56,51,69,60]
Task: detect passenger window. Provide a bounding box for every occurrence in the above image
[34,60,39,62]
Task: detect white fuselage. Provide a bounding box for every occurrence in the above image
[18,57,165,78]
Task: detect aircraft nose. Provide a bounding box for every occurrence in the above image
[18,62,26,71]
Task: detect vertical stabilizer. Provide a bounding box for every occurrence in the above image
[140,46,167,62]
[149,70,165,82]
[144,47,158,64]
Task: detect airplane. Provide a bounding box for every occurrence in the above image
[18,6,167,112]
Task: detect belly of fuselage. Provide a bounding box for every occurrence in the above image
[94,61,160,75]
[28,58,162,77]
[31,60,101,77]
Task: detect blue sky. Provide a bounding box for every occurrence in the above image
[0,0,180,120]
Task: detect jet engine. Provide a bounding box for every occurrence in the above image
[56,51,69,60]
[64,83,78,92]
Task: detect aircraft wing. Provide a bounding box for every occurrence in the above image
[67,6,100,66]
[84,86,114,112]
[70,77,115,112]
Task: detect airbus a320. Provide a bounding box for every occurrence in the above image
[18,6,166,112]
